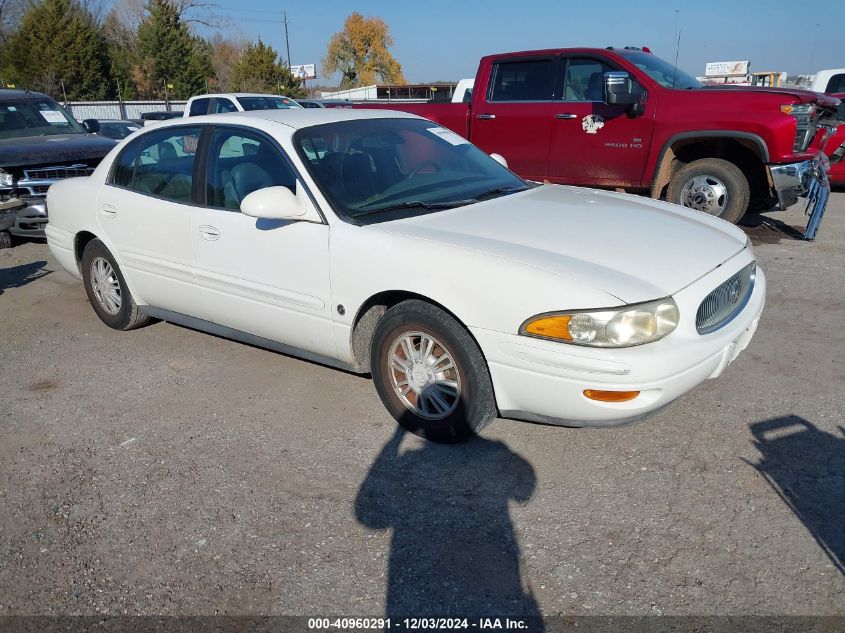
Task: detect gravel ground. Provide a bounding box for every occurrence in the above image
[0,193,843,617]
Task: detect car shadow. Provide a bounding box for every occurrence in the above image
[745,415,845,576]
[355,417,543,623]
[0,260,51,294]
[739,213,806,243]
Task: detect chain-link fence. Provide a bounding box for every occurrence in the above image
[64,100,187,121]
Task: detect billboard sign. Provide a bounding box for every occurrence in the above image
[292,64,317,80]
[705,61,750,77]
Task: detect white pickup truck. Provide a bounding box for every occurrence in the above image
[183,93,302,117]
[810,69,845,94]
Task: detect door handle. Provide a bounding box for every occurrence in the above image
[198,225,220,240]
[554,113,578,120]
[100,204,117,217]
[476,113,496,120]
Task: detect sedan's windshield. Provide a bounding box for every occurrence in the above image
[293,118,529,224]
[238,96,302,111]
[0,98,84,139]
[620,51,702,90]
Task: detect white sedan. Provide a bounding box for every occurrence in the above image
[46,109,765,443]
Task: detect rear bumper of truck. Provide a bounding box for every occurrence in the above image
[768,154,831,240]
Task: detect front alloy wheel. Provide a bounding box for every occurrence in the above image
[371,300,497,443]
[387,331,461,420]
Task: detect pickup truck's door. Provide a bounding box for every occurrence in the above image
[549,56,655,187]
[469,56,556,182]
[189,125,336,358]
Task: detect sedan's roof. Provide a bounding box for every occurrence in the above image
[150,107,421,131]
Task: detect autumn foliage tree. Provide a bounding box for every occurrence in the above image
[322,12,405,88]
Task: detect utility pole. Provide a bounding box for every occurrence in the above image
[282,10,292,71]
[672,9,682,88]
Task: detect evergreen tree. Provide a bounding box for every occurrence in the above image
[133,0,213,99]
[1,0,112,99]
[230,40,304,97]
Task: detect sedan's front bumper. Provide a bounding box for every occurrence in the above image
[472,252,766,428]
[768,155,830,240]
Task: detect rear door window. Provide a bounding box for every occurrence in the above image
[489,59,554,102]
[189,98,211,116]
[109,126,202,204]
[213,98,238,114]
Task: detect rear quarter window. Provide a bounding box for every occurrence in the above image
[825,74,845,94]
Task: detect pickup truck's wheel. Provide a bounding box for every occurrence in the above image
[81,239,150,331]
[0,231,12,249]
[667,158,749,224]
[370,300,497,443]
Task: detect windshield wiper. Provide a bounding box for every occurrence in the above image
[473,185,529,201]
[353,199,474,218]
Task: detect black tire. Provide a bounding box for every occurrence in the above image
[81,239,150,331]
[667,157,750,224]
[0,231,12,249]
[370,300,497,443]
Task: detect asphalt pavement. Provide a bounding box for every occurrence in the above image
[1,193,843,616]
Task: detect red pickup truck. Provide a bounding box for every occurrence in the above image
[825,94,845,186]
[355,47,839,234]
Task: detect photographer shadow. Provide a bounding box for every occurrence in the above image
[747,415,845,576]
[355,419,542,622]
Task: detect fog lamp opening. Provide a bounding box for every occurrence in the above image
[583,389,640,403]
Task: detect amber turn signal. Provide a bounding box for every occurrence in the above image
[583,389,640,402]
[522,315,572,340]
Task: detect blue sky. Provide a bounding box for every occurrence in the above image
[208,0,844,86]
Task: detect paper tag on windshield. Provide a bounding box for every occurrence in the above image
[427,126,468,146]
[40,110,67,124]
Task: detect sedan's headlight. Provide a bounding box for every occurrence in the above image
[0,169,14,188]
[520,298,680,348]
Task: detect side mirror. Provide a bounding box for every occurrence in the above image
[490,153,508,168]
[240,185,322,223]
[82,118,101,133]
[603,71,642,107]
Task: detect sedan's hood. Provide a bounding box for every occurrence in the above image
[0,134,117,168]
[371,185,747,304]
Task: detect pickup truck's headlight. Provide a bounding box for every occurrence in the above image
[520,298,680,347]
[0,169,14,188]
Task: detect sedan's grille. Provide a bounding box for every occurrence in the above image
[22,165,94,181]
[696,262,756,334]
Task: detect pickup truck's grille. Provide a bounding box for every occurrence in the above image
[8,164,96,198]
[22,165,94,181]
[696,262,756,334]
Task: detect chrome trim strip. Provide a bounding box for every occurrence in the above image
[138,306,360,373]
